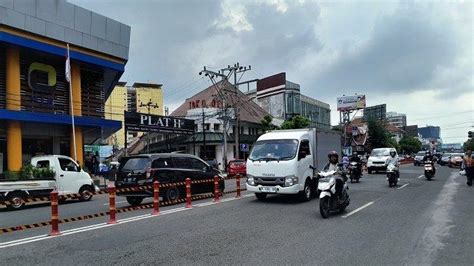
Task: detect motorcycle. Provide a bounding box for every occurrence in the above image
[347,161,361,183]
[317,169,350,219]
[424,161,435,180]
[386,163,399,187]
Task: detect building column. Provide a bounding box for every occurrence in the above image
[70,63,84,165]
[6,46,22,172]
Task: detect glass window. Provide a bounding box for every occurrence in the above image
[249,139,299,161]
[214,124,220,132]
[36,160,50,169]
[173,157,191,169]
[151,157,173,168]
[58,158,79,172]
[120,157,150,171]
[299,140,311,155]
[189,158,207,170]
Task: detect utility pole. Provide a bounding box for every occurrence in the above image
[139,99,159,154]
[231,63,251,159]
[202,108,206,159]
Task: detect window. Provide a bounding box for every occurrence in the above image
[173,157,191,169]
[58,158,79,172]
[152,157,173,168]
[120,157,150,171]
[204,123,211,131]
[299,140,311,155]
[214,124,220,132]
[189,158,207,170]
[36,160,50,169]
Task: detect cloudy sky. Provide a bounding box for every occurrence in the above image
[71,0,473,143]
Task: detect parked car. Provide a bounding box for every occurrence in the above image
[0,155,98,210]
[439,153,452,166]
[367,148,398,174]
[414,151,426,166]
[448,153,464,168]
[227,159,246,177]
[115,153,225,206]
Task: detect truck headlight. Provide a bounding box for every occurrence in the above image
[247,175,255,186]
[284,176,298,187]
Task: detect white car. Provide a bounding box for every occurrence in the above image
[367,148,398,174]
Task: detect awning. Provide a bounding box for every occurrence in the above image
[0,109,121,131]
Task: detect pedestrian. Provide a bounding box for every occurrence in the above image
[91,152,100,176]
[462,150,474,186]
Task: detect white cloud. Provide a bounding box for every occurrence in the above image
[213,0,253,32]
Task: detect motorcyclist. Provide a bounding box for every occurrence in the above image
[349,151,363,177]
[323,151,347,199]
[387,150,400,178]
[423,151,436,175]
[462,150,473,186]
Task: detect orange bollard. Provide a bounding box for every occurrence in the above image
[152,181,160,216]
[213,175,220,203]
[236,174,241,198]
[49,189,61,236]
[107,183,117,224]
[185,178,192,208]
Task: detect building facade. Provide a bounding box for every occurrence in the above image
[386,111,407,128]
[154,80,269,168]
[105,82,164,148]
[246,72,331,129]
[0,0,130,173]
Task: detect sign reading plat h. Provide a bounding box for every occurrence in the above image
[337,95,366,111]
[124,111,195,135]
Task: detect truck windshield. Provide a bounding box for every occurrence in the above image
[120,157,150,171]
[249,139,298,161]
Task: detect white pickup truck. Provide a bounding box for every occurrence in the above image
[0,155,98,210]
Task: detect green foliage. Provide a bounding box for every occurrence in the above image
[261,115,278,132]
[367,119,391,150]
[3,171,20,180]
[464,138,474,152]
[281,115,310,129]
[32,167,56,179]
[387,138,400,153]
[399,136,422,154]
[20,164,35,179]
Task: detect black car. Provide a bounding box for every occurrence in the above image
[115,153,225,206]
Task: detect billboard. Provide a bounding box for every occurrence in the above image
[124,111,195,134]
[337,95,366,111]
[363,104,387,121]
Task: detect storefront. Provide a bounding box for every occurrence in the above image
[0,1,130,174]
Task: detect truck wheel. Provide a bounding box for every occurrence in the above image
[79,186,94,201]
[255,193,267,201]
[126,196,144,206]
[299,180,312,202]
[6,192,26,210]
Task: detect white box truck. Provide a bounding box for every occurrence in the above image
[246,128,341,201]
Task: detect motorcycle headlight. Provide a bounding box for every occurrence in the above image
[247,175,255,186]
[284,176,298,187]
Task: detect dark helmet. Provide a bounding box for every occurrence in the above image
[390,150,396,157]
[328,150,339,164]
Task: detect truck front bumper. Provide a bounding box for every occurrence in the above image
[246,184,300,194]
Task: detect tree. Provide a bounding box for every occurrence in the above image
[387,138,400,153]
[261,115,278,132]
[399,136,422,155]
[281,115,310,129]
[464,138,474,152]
[367,119,390,150]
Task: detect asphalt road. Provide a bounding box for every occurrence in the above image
[1,165,473,265]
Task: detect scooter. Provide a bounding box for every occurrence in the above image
[317,169,350,219]
[424,161,435,180]
[347,161,361,183]
[386,163,399,187]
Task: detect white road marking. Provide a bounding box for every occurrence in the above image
[0,193,252,249]
[342,201,374,218]
[397,183,410,190]
[417,175,424,179]
[103,201,127,206]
